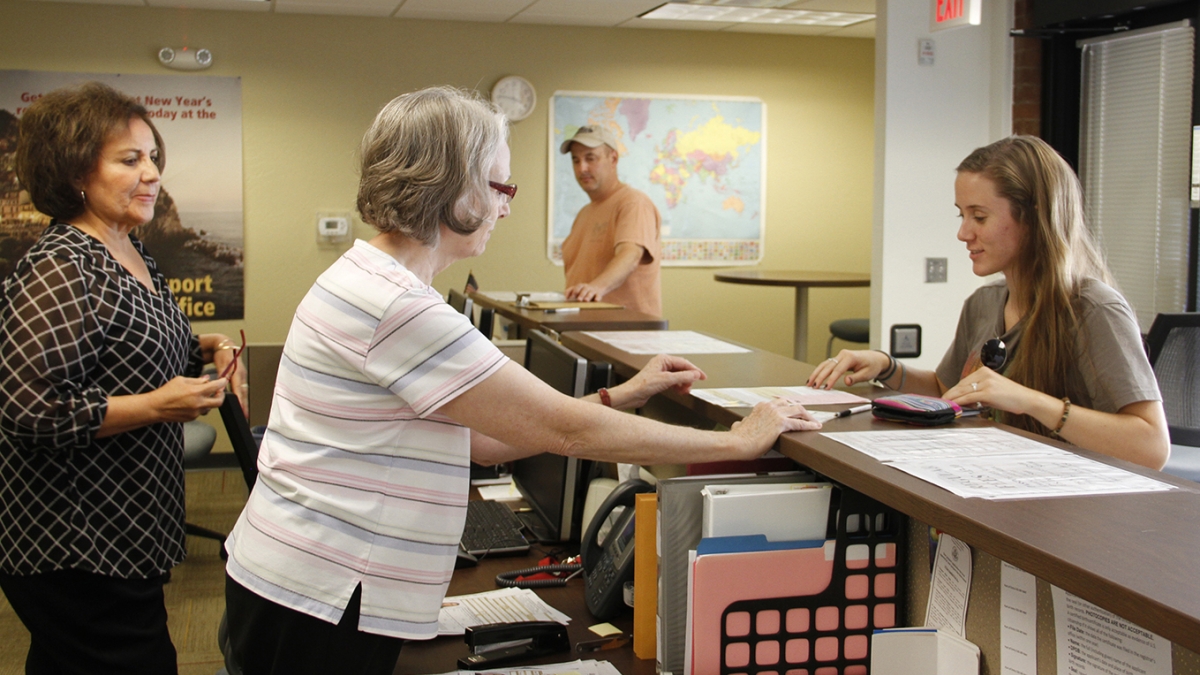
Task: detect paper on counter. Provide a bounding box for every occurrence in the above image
[924,532,972,637]
[1000,562,1037,675]
[438,587,571,635]
[476,479,522,502]
[582,330,750,354]
[476,291,567,303]
[1052,586,1171,675]
[426,659,622,675]
[691,385,868,408]
[821,427,1176,500]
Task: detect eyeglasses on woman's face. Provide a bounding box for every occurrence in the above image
[489,181,517,204]
[980,337,1007,371]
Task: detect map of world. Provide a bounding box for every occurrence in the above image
[550,92,765,265]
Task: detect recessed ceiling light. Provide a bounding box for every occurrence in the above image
[640,2,873,26]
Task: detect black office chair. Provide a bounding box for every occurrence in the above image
[215,395,261,675]
[1145,312,1200,481]
[182,420,228,559]
[826,318,869,357]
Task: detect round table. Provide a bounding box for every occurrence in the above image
[714,269,870,361]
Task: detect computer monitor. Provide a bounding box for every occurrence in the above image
[447,289,474,325]
[511,330,596,542]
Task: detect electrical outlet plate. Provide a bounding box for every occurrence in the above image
[925,257,948,283]
[890,324,922,358]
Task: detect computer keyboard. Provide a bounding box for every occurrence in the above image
[461,500,531,556]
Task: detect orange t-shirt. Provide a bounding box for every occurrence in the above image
[561,183,662,317]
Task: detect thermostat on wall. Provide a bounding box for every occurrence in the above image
[317,213,351,244]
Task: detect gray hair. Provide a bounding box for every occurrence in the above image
[357,86,507,246]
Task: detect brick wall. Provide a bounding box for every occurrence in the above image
[1012,0,1043,136]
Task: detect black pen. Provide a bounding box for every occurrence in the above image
[834,404,872,419]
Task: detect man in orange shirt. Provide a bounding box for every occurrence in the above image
[560,125,662,317]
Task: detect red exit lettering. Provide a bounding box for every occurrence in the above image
[936,0,963,23]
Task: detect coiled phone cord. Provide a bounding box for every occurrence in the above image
[495,563,584,588]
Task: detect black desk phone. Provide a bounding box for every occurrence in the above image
[581,478,654,620]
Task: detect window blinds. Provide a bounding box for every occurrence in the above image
[1079,21,1194,331]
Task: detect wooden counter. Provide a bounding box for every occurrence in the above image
[558,330,1200,657]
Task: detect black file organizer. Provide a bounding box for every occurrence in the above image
[713,486,906,675]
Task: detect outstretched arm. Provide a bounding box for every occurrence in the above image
[944,369,1170,469]
[565,242,645,302]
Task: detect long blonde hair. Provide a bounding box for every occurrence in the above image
[956,136,1113,435]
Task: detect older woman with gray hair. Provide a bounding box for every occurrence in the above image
[222,86,820,674]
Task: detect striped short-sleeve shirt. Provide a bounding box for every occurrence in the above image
[226,240,507,639]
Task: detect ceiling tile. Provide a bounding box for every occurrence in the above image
[393,0,529,22]
[792,0,874,12]
[515,0,662,24]
[275,0,401,16]
[26,0,145,4]
[625,18,738,31]
[144,0,270,10]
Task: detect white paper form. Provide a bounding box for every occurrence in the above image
[438,587,572,635]
[690,386,868,408]
[582,331,750,355]
[427,659,622,675]
[1001,562,1038,675]
[821,428,1176,500]
[1052,586,1171,675]
[924,533,972,637]
[476,291,567,303]
[892,453,1175,500]
[822,428,1067,463]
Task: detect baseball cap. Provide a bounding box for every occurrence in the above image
[559,125,618,154]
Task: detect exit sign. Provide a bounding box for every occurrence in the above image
[931,0,981,31]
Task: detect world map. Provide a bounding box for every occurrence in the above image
[550,93,765,265]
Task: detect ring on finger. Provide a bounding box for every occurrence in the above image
[971,382,978,392]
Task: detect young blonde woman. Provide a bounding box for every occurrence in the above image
[808,135,1169,470]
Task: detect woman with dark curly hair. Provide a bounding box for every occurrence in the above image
[809,135,1168,470]
[0,81,245,673]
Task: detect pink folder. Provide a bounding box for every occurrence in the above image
[691,542,835,675]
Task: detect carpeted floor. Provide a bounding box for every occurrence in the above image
[0,469,247,675]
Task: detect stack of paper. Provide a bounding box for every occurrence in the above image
[823,427,1175,499]
[426,658,621,675]
[437,587,571,636]
[700,482,832,541]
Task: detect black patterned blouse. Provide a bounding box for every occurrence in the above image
[0,222,203,579]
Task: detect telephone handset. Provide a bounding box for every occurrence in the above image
[581,478,654,621]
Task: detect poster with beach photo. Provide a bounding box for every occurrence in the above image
[0,69,244,320]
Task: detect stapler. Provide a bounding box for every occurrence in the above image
[457,621,570,669]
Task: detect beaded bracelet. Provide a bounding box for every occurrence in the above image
[1051,397,1072,438]
[598,387,613,407]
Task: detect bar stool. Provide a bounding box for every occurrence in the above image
[826,318,869,357]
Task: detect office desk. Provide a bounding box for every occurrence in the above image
[392,552,654,675]
[470,292,668,337]
[713,270,869,361]
[559,330,1200,661]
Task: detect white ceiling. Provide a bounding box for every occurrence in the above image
[22,0,876,37]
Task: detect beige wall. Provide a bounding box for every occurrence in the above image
[0,1,874,361]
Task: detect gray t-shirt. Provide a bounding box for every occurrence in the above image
[935,278,1160,414]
